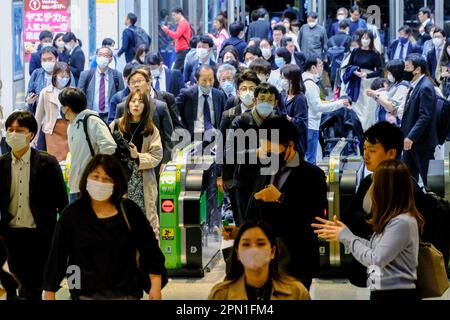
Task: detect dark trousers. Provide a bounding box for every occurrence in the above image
[2,228,51,300]
[402,148,435,186]
[227,187,243,226]
[370,289,417,301]
[173,49,189,72]
[236,186,254,223]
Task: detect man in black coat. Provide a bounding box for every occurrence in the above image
[247,8,271,40]
[246,117,328,290]
[0,111,68,300]
[402,54,438,186]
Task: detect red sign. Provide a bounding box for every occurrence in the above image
[161,200,174,213]
[24,0,71,43]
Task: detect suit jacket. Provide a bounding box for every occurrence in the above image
[401,75,438,150]
[108,87,130,123]
[77,68,125,113]
[183,59,217,84]
[388,40,416,60]
[427,47,443,83]
[116,97,174,164]
[246,158,327,285]
[163,68,185,97]
[293,51,307,72]
[176,86,227,137]
[29,51,42,76]
[247,19,271,40]
[118,25,137,63]
[0,149,68,239]
[68,46,86,85]
[154,90,184,130]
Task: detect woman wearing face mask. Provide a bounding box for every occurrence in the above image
[32,62,72,161]
[280,65,308,157]
[208,220,310,300]
[62,32,85,85]
[366,59,409,124]
[346,30,383,131]
[268,48,292,93]
[43,154,166,300]
[110,90,163,240]
[283,18,300,51]
[132,45,150,67]
[259,39,277,71]
[220,45,247,70]
[53,33,70,63]
[207,15,230,61]
[436,38,450,98]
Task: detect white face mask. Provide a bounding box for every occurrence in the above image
[196,48,209,59]
[65,43,73,51]
[140,54,146,63]
[6,132,30,152]
[280,79,290,92]
[257,74,267,83]
[42,43,53,49]
[308,21,317,28]
[261,48,272,60]
[239,248,272,271]
[57,77,70,89]
[42,61,56,74]
[387,73,395,83]
[86,179,114,202]
[56,41,65,49]
[337,14,346,21]
[432,38,443,48]
[240,90,255,106]
[361,39,371,47]
[96,56,110,69]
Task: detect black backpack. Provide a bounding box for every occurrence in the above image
[327,37,348,70]
[82,114,133,181]
[435,96,450,145]
[133,26,151,49]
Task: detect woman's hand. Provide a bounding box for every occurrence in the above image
[366,89,376,98]
[149,287,162,300]
[129,143,139,159]
[311,216,347,242]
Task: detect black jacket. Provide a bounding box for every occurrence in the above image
[0,149,68,240]
[247,19,271,40]
[68,46,86,85]
[154,90,184,130]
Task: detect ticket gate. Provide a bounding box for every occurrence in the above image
[316,139,364,277]
[428,141,450,202]
[159,143,222,277]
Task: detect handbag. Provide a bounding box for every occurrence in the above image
[120,201,168,294]
[415,242,449,299]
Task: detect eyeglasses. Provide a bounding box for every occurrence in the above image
[129,79,147,86]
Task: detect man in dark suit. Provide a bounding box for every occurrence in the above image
[281,37,307,72]
[146,52,185,97]
[0,111,68,300]
[29,31,54,76]
[107,63,134,123]
[402,54,438,186]
[246,117,327,290]
[118,13,138,63]
[416,7,434,50]
[176,65,227,139]
[62,32,86,86]
[426,28,446,83]
[247,8,271,40]
[183,36,216,85]
[78,47,125,123]
[115,69,174,165]
[388,26,417,61]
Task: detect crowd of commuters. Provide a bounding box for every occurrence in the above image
[0,4,449,301]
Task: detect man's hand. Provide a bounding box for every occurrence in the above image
[404,138,414,151]
[216,177,224,193]
[26,92,38,105]
[254,184,282,203]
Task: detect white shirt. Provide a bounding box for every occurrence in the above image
[195,90,215,134]
[9,148,36,229]
[44,72,53,87]
[410,74,425,90]
[152,67,167,92]
[421,18,431,29]
[268,70,283,93]
[240,103,251,114]
[394,41,409,60]
[93,68,110,114]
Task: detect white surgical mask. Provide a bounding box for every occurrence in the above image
[56,41,65,49]
[140,54,146,63]
[256,102,274,118]
[57,77,69,88]
[239,248,271,271]
[257,74,267,83]
[308,21,317,28]
[280,79,290,92]
[86,179,114,202]
[6,132,29,152]
[96,56,110,69]
[64,43,73,51]
[337,14,345,21]
[387,73,395,83]
[196,48,209,59]
[221,81,235,95]
[361,39,371,47]
[42,43,53,49]
[261,48,272,60]
[42,61,56,74]
[199,85,212,95]
[240,90,254,106]
[432,38,443,48]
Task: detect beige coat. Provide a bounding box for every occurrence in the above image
[208,274,311,300]
[34,85,63,141]
[110,120,163,240]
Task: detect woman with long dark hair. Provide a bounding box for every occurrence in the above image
[313,159,424,301]
[208,220,310,300]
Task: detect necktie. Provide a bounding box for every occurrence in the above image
[399,43,405,60]
[404,87,414,107]
[99,73,106,113]
[272,166,291,190]
[155,76,161,91]
[203,94,213,131]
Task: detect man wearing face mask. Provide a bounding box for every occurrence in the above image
[0,111,68,300]
[183,36,216,85]
[29,30,54,76]
[146,52,185,97]
[298,12,328,61]
[388,26,416,61]
[330,8,349,37]
[401,54,438,186]
[219,22,247,62]
[217,63,237,99]
[78,47,125,123]
[218,71,260,225]
[426,28,447,84]
[246,117,327,290]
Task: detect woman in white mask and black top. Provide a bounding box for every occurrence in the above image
[208,220,310,300]
[33,62,72,161]
[43,154,166,300]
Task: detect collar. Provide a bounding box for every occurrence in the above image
[11,147,31,164]
[240,103,252,114]
[97,67,109,76]
[225,275,297,300]
[198,88,212,99]
[302,71,315,81]
[286,152,300,168]
[258,18,265,21]
[410,75,425,89]
[422,19,431,27]
[251,108,265,126]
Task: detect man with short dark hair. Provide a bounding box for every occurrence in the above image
[402,53,437,186]
[183,36,216,84]
[29,30,54,76]
[247,8,271,40]
[246,116,328,290]
[272,25,287,50]
[220,22,248,62]
[146,52,185,97]
[118,13,139,63]
[299,12,328,60]
[0,111,68,300]
[426,28,447,83]
[388,25,416,61]
[417,7,433,50]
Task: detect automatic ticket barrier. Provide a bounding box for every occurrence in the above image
[428,141,450,202]
[316,139,364,276]
[159,143,222,277]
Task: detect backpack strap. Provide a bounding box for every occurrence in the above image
[82,114,96,157]
[112,70,120,92]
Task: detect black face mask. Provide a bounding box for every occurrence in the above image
[403,70,415,82]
